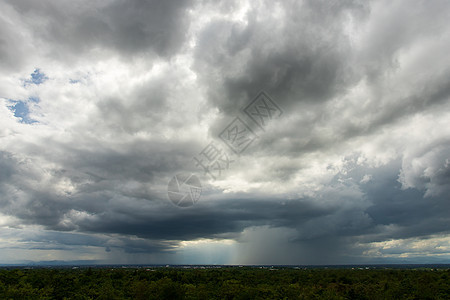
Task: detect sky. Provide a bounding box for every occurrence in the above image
[0,0,449,265]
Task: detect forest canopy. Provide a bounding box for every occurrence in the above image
[0,266,449,299]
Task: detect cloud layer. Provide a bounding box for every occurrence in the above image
[0,0,449,264]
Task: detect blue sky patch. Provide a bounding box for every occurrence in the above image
[69,79,80,84]
[24,69,48,86]
[8,98,39,124]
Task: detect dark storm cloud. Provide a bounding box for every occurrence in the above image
[343,159,450,240]
[0,135,200,228]
[3,0,192,63]
[193,0,450,159]
[5,229,176,254]
[1,144,373,257]
[70,198,333,240]
[0,145,332,241]
[193,0,367,116]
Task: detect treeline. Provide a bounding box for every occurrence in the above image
[0,267,449,299]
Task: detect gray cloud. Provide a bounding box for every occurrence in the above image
[4,0,192,63]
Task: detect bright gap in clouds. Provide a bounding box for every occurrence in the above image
[8,99,37,124]
[6,69,46,124]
